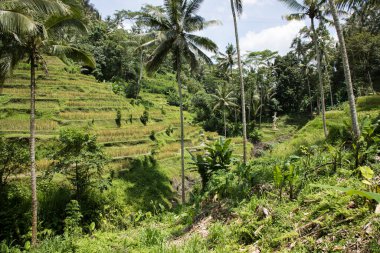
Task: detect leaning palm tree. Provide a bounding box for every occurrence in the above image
[327,0,360,138]
[279,0,329,138]
[0,0,95,246]
[136,0,218,204]
[211,83,238,137]
[230,0,248,163]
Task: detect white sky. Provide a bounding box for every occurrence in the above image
[89,0,328,55]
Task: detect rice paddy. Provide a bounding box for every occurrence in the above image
[0,56,217,177]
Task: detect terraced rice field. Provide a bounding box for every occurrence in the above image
[0,56,223,177]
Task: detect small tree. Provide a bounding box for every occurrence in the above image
[52,129,108,199]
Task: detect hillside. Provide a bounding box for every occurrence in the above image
[0,57,258,201]
[0,57,208,177]
[16,95,378,253]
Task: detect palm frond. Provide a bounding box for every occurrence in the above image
[135,6,171,31]
[146,37,174,73]
[0,10,36,33]
[51,44,96,68]
[188,42,214,65]
[186,34,218,54]
[44,14,87,33]
[1,0,70,16]
[278,0,307,12]
[284,13,307,21]
[233,0,243,16]
[184,0,204,19]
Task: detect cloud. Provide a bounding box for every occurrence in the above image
[240,20,306,55]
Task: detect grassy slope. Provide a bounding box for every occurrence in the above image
[30,95,380,253]
[270,96,380,158]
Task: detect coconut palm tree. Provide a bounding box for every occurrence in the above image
[327,0,360,138]
[0,0,95,245]
[279,0,329,137]
[217,43,237,81]
[136,0,218,204]
[216,44,239,124]
[211,83,238,137]
[230,0,248,163]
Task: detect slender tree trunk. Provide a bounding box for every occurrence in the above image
[259,86,263,128]
[230,0,248,163]
[328,0,360,138]
[310,17,328,138]
[316,93,320,115]
[368,71,375,94]
[136,50,144,99]
[307,78,313,117]
[30,51,38,246]
[176,53,186,204]
[223,108,227,138]
[329,81,334,107]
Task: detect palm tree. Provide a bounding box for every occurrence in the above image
[136,0,218,204]
[216,44,239,124]
[327,0,360,138]
[291,30,315,116]
[0,0,95,246]
[217,43,237,81]
[279,0,329,137]
[211,83,238,137]
[230,0,248,163]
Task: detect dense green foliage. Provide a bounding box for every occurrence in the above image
[0,0,380,252]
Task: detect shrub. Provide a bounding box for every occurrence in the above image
[191,138,233,191]
[149,131,156,141]
[165,125,174,136]
[140,110,149,126]
[64,200,83,236]
[115,109,121,128]
[249,128,262,144]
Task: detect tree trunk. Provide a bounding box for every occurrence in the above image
[307,78,313,117]
[368,71,375,94]
[30,51,38,246]
[136,50,143,99]
[176,53,186,204]
[230,0,248,164]
[329,81,334,107]
[310,17,328,138]
[328,0,360,139]
[223,108,227,138]
[259,86,263,128]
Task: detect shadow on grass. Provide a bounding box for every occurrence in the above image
[118,156,175,212]
[283,113,311,130]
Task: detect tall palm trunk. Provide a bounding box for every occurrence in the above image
[223,108,227,138]
[176,53,186,204]
[136,50,143,99]
[30,51,38,246]
[328,0,360,138]
[230,0,247,163]
[259,85,263,128]
[310,17,328,137]
[307,78,313,117]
